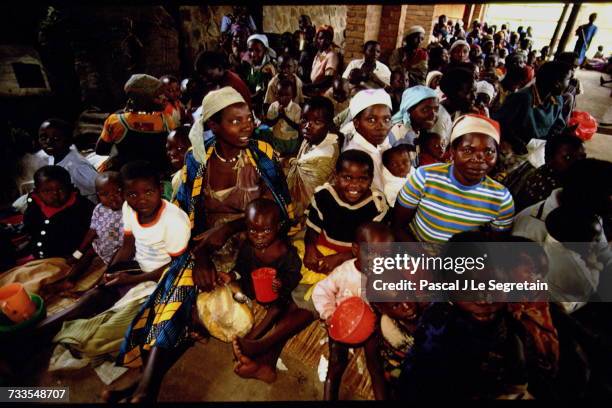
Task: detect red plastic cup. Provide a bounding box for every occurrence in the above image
[251,267,278,303]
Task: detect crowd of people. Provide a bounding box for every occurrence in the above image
[2,8,612,402]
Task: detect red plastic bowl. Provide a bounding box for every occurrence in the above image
[328,296,376,345]
[568,110,598,141]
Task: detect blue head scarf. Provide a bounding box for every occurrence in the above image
[391,85,439,127]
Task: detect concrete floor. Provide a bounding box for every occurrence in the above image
[17,68,612,404]
[575,69,612,161]
[26,337,332,402]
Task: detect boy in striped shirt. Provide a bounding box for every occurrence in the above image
[392,114,514,242]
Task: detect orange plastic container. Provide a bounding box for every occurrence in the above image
[328,296,376,345]
[251,268,278,303]
[568,110,598,141]
[0,283,37,323]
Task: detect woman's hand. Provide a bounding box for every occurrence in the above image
[193,224,232,252]
[193,255,217,292]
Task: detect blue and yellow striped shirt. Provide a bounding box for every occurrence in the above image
[397,163,514,242]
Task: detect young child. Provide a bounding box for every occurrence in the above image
[342,88,394,192]
[293,150,389,314]
[324,77,351,128]
[286,96,340,221]
[265,79,302,157]
[382,144,415,207]
[476,80,496,117]
[388,69,409,114]
[506,131,585,212]
[263,54,304,111]
[112,160,191,282]
[96,74,176,173]
[23,165,95,259]
[65,171,124,285]
[324,77,351,116]
[312,222,394,400]
[160,75,185,126]
[225,199,306,383]
[39,118,98,203]
[415,131,447,167]
[373,300,427,399]
[163,125,192,201]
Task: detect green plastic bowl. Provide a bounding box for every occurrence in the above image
[0,294,46,334]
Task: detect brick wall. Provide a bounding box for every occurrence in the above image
[343,5,367,61]
[364,5,382,42]
[378,5,402,64]
[401,5,436,47]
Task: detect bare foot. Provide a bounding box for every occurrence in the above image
[100,377,140,403]
[232,339,243,361]
[237,336,265,358]
[234,355,259,376]
[235,360,277,383]
[129,391,155,404]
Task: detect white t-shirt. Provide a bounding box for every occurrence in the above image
[312,259,366,320]
[123,199,191,272]
[342,59,392,87]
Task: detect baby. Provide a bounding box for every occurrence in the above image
[164,125,192,200]
[382,144,415,207]
[415,131,447,167]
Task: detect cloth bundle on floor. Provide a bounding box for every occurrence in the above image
[49,281,157,383]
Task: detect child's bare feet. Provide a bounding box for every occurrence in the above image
[235,358,277,383]
[100,377,140,403]
[232,339,243,360]
[236,336,265,358]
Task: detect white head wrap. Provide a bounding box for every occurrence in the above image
[349,88,392,120]
[406,25,426,37]
[476,80,496,100]
[450,39,470,53]
[247,34,277,59]
[188,87,247,163]
[449,114,500,145]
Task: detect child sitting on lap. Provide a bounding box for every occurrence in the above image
[223,198,306,383]
[382,144,415,207]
